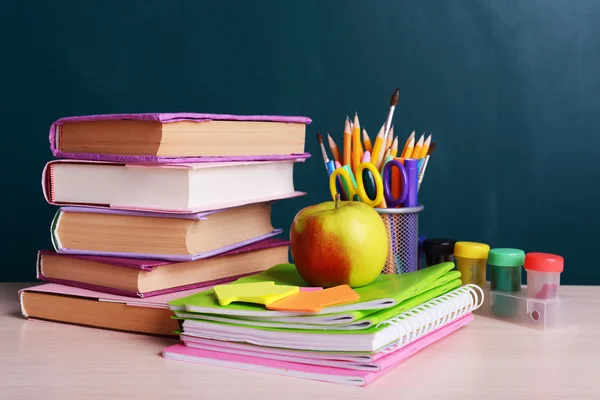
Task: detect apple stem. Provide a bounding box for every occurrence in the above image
[335,193,340,209]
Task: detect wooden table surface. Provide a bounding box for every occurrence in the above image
[1,282,599,399]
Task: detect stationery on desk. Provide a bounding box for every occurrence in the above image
[316,88,437,209]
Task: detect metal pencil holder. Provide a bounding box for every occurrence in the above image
[375,205,424,274]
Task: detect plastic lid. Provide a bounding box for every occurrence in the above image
[454,241,490,259]
[488,248,525,267]
[423,238,456,255]
[524,252,564,273]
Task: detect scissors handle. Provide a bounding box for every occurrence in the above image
[382,159,408,207]
[329,167,356,202]
[355,162,384,207]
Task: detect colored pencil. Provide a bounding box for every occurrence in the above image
[352,113,362,173]
[327,133,342,163]
[343,117,352,166]
[417,133,432,159]
[362,128,372,153]
[401,130,415,158]
[369,123,385,167]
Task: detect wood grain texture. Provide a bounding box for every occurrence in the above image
[1,282,599,399]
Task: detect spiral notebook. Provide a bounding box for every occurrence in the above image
[164,314,474,386]
[177,284,484,353]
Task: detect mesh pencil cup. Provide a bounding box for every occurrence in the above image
[375,205,424,274]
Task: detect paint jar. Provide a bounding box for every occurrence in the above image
[489,248,525,292]
[488,248,525,317]
[524,253,563,299]
[418,235,426,269]
[423,238,456,267]
[454,241,490,288]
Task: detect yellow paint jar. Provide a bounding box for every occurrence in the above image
[454,241,490,288]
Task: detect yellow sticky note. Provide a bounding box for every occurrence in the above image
[213,281,299,306]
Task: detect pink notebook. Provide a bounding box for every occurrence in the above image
[37,238,290,298]
[162,313,474,386]
[49,113,312,163]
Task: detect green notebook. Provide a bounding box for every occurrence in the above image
[175,279,461,331]
[179,283,481,353]
[169,262,456,318]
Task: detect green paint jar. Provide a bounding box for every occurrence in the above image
[488,248,525,317]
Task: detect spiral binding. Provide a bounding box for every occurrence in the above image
[376,284,484,350]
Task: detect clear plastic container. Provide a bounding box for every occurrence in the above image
[454,241,490,288]
[524,253,564,299]
[488,248,525,317]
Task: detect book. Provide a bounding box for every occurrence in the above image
[168,262,457,317]
[176,284,483,353]
[37,238,291,297]
[19,283,212,337]
[42,159,306,213]
[49,113,312,163]
[162,313,475,386]
[51,203,281,260]
[174,278,462,330]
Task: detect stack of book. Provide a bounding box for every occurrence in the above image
[20,112,312,337]
[161,262,484,386]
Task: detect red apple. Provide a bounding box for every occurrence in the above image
[290,197,389,288]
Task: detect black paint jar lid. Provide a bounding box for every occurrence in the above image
[423,238,456,255]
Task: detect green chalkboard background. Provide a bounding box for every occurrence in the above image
[1,0,599,284]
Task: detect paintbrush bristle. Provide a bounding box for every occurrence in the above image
[390,88,400,106]
[316,132,323,144]
[427,142,436,155]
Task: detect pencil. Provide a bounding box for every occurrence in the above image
[386,125,395,152]
[401,135,415,159]
[343,117,352,166]
[417,133,432,159]
[389,136,399,158]
[327,133,342,163]
[401,130,415,158]
[352,113,361,173]
[409,134,424,159]
[362,128,372,153]
[418,142,436,191]
[369,123,385,167]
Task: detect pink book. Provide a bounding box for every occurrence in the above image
[49,113,312,163]
[162,314,474,386]
[41,158,306,213]
[37,238,290,298]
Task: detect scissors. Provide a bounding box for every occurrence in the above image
[329,158,409,208]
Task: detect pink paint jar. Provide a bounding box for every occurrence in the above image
[524,253,564,299]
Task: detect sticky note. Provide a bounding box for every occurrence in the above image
[213,281,299,306]
[266,285,360,313]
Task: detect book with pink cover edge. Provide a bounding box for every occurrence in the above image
[49,113,312,163]
[36,238,290,298]
[50,206,283,261]
[180,313,473,370]
[162,313,473,387]
[41,159,307,214]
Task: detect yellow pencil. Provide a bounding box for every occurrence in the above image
[385,125,395,152]
[362,128,372,153]
[401,130,415,158]
[389,136,399,158]
[352,113,361,173]
[410,134,424,159]
[417,133,432,159]
[369,124,385,167]
[327,133,342,163]
[343,117,352,166]
[402,135,415,158]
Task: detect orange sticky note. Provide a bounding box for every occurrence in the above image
[266,285,360,313]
